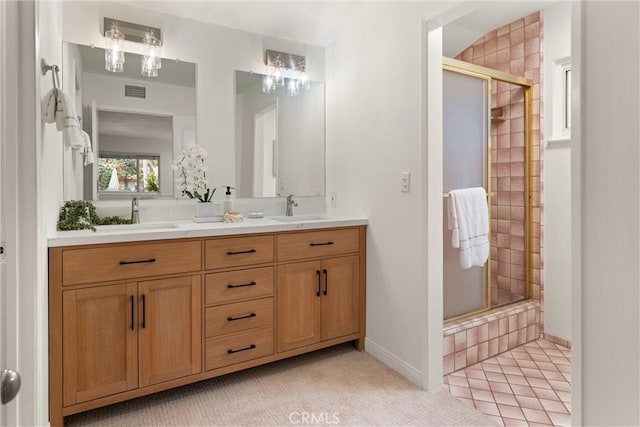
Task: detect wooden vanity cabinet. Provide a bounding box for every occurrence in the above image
[49,226,366,427]
[62,283,138,406]
[61,276,201,406]
[276,229,361,353]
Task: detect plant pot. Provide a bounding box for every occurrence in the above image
[195,201,215,218]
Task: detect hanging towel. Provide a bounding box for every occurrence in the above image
[57,90,85,150]
[42,88,60,124]
[80,130,95,166]
[447,187,489,269]
[41,87,87,151]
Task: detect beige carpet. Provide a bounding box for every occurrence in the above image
[65,344,496,426]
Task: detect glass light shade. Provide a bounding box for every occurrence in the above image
[141,31,162,77]
[104,22,124,72]
[262,75,276,94]
[299,70,311,90]
[286,78,300,96]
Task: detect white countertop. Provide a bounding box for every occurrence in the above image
[47,215,368,247]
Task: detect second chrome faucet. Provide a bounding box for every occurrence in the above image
[286,194,298,216]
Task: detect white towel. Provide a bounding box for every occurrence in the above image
[41,88,59,124]
[41,87,87,151]
[80,130,95,166]
[447,187,489,269]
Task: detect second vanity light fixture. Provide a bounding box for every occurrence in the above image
[262,49,310,96]
[104,17,163,77]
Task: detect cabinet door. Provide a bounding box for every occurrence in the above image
[139,275,202,387]
[321,256,360,341]
[276,261,321,352]
[62,283,138,406]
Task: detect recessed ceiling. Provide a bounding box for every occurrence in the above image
[98,110,173,141]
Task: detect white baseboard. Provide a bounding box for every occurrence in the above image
[365,337,422,387]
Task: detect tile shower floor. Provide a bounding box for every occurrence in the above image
[443,339,571,426]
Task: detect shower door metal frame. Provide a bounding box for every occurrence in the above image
[443,57,534,324]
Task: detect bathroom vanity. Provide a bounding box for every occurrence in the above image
[47,218,366,426]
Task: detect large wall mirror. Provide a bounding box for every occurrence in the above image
[62,42,197,200]
[235,71,325,198]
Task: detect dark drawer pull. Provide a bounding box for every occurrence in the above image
[120,258,156,265]
[227,281,257,289]
[227,313,256,322]
[226,249,257,255]
[323,268,328,296]
[130,295,135,331]
[316,270,321,297]
[141,294,146,329]
[227,344,256,354]
[309,242,334,247]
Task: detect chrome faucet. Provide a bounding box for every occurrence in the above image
[286,194,298,216]
[131,197,140,224]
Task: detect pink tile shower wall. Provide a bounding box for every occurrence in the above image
[456,12,545,330]
[444,301,541,374]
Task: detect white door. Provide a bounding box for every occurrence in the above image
[253,104,277,197]
[0,0,21,421]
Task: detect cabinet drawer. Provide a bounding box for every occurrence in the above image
[205,267,274,305]
[62,241,202,286]
[205,235,274,270]
[206,298,273,338]
[205,326,273,370]
[277,228,359,261]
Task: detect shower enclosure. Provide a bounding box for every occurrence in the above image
[443,58,533,321]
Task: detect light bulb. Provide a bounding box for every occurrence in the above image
[104,22,124,72]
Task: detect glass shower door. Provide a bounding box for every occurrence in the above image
[443,69,489,319]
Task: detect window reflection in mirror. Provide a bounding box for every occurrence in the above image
[62,42,196,201]
[235,71,325,198]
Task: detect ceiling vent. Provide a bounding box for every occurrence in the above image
[124,84,146,99]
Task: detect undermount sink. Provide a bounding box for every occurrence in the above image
[94,222,181,232]
[270,214,334,222]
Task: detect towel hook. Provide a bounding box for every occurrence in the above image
[41,58,61,90]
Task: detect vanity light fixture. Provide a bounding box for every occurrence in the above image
[262,49,310,96]
[103,17,163,77]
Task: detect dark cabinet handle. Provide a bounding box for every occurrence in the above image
[130,295,134,331]
[227,313,256,322]
[227,281,257,289]
[323,268,328,295]
[227,344,256,354]
[120,258,156,265]
[310,242,334,247]
[316,270,321,297]
[141,294,146,329]
[226,249,257,256]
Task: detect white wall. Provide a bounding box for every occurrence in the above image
[62,1,325,200]
[578,1,640,424]
[326,2,452,382]
[542,2,571,342]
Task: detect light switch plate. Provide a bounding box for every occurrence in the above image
[401,172,410,192]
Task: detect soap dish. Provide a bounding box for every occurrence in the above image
[193,215,224,223]
[246,212,264,219]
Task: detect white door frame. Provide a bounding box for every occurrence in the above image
[0,0,6,422]
[2,1,46,425]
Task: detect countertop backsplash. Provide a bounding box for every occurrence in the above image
[93,196,328,223]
